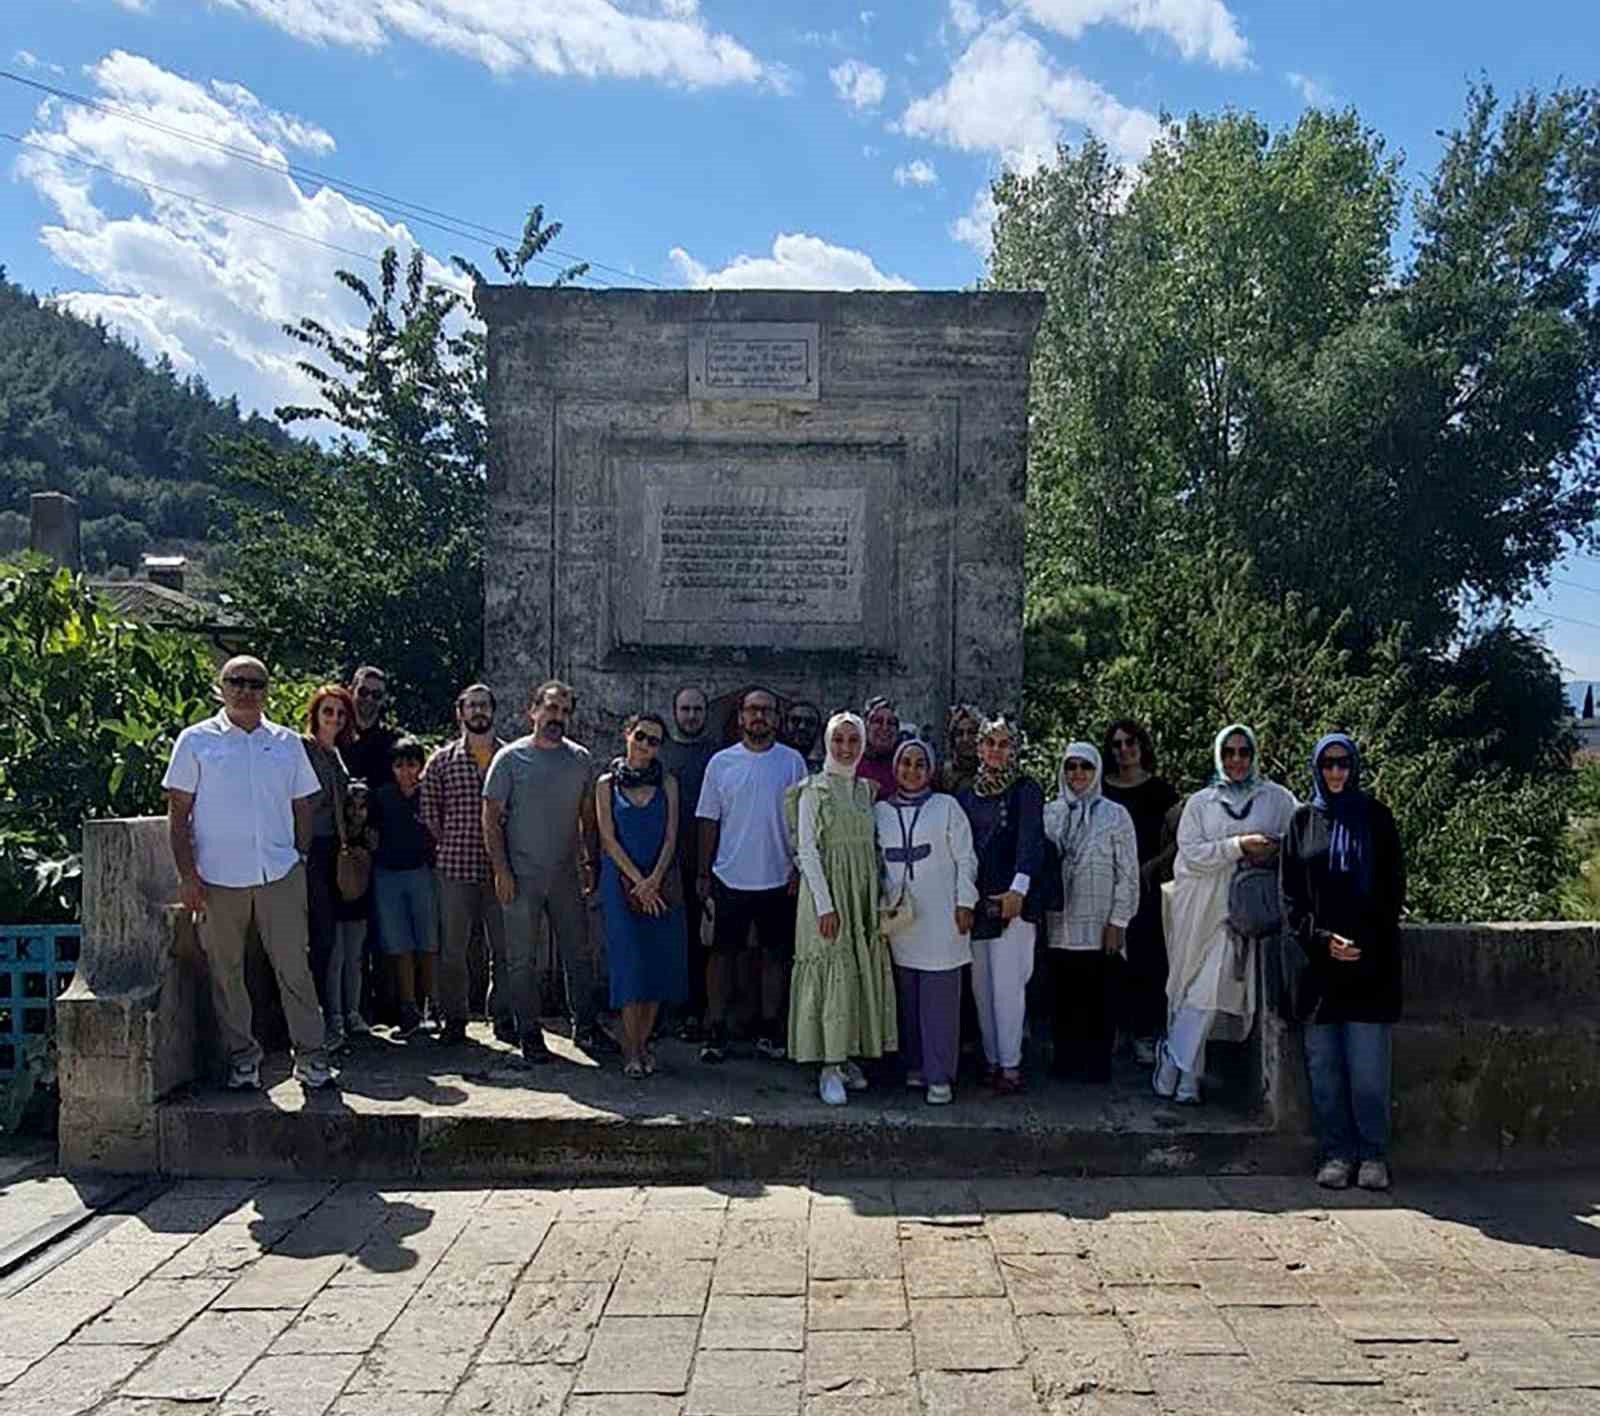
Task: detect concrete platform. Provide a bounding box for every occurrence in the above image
[156,1023,1307,1183]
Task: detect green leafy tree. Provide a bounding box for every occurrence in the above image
[220,208,584,728]
[0,555,215,920]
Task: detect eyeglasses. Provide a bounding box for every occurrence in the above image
[1321,756,1353,770]
[1064,759,1094,773]
[224,676,268,691]
[634,731,663,747]
[1221,746,1255,759]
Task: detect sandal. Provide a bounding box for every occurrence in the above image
[623,1058,646,1081]
[993,1070,1025,1096]
[642,1049,658,1076]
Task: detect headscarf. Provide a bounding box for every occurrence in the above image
[971,714,1023,799]
[1043,741,1105,867]
[887,737,936,806]
[1211,723,1263,807]
[1310,732,1374,895]
[862,695,898,761]
[823,711,866,778]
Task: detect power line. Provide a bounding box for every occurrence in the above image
[1524,606,1600,634]
[1554,577,1600,597]
[1,68,661,287]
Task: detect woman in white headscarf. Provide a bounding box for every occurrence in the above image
[1157,723,1297,1105]
[1042,742,1138,1083]
[787,712,897,1106]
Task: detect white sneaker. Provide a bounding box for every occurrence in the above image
[226,1060,261,1090]
[1317,1158,1353,1190]
[819,1068,848,1106]
[294,1058,333,1089]
[842,1061,869,1092]
[1357,1159,1391,1192]
[1175,1070,1202,1105]
[1152,1040,1179,1099]
[905,1071,926,1089]
[925,1083,953,1105]
[345,1012,370,1036]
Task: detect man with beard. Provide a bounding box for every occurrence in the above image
[344,666,401,790]
[483,680,608,1065]
[784,700,826,772]
[659,685,715,1039]
[695,687,809,1063]
[421,683,509,1046]
[856,696,900,801]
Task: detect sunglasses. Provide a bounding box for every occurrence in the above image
[1320,755,1353,770]
[633,731,663,747]
[1064,759,1095,772]
[224,675,268,690]
[1221,746,1255,759]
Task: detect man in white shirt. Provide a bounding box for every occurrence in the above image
[163,655,332,1090]
[695,687,809,1063]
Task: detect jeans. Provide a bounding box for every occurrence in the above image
[1305,1021,1392,1162]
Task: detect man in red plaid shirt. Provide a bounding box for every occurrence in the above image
[420,683,508,1046]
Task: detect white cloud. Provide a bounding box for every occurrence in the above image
[948,1,984,35]
[893,159,938,188]
[14,50,462,419]
[900,23,1161,170]
[13,50,66,74]
[1022,0,1249,69]
[110,0,151,11]
[211,0,771,87]
[1286,70,1334,106]
[951,186,998,257]
[668,233,914,290]
[829,58,887,110]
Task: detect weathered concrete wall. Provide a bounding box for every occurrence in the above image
[479,288,1044,747]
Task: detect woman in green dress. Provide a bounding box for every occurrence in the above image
[787,711,899,1105]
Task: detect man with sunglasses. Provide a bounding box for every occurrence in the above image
[163,656,333,1090]
[343,665,401,792]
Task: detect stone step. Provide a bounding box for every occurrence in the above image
[154,1029,1306,1183]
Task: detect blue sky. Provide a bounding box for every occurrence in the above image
[4,1,1599,678]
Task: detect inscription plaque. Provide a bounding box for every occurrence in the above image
[688,322,820,401]
[645,485,864,623]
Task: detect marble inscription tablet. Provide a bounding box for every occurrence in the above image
[688,322,820,400]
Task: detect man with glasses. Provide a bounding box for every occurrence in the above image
[163,655,333,1090]
[659,685,715,1040]
[421,683,509,1046]
[344,666,401,791]
[695,687,809,1063]
[483,679,610,1065]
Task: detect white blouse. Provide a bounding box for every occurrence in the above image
[875,793,979,971]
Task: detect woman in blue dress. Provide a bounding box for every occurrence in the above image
[595,713,687,1078]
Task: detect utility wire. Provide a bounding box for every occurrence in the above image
[1,68,660,287]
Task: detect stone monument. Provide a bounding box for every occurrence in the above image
[479,289,1043,744]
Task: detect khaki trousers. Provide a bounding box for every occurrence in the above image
[436,875,508,1027]
[198,863,328,1070]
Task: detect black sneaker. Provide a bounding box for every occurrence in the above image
[393,1008,423,1040]
[574,1025,621,1056]
[493,1019,518,1046]
[436,1020,468,1046]
[519,1034,553,1065]
[677,1014,703,1043]
[699,1026,727,1064]
[754,1034,787,1061]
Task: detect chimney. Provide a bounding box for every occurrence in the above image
[143,554,188,594]
[29,492,82,572]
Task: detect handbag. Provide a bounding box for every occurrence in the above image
[333,804,371,903]
[879,800,925,939]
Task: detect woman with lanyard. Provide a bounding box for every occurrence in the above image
[957,716,1047,1095]
[1042,742,1138,1083]
[788,712,898,1106]
[1282,733,1405,1191]
[1158,723,1297,1105]
[876,738,978,1105]
[1100,719,1181,1067]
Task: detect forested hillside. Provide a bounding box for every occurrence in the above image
[0,269,294,574]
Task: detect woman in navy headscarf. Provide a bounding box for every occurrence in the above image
[1281,733,1406,1193]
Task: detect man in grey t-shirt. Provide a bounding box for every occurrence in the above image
[483,679,603,1064]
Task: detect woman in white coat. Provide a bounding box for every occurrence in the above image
[876,738,978,1105]
[1157,723,1297,1104]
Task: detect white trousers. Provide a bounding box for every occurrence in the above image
[1167,1004,1214,1076]
[970,917,1036,1069]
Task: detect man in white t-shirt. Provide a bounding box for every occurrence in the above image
[695,686,808,1063]
[163,655,332,1091]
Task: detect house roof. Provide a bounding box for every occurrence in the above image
[88,578,244,629]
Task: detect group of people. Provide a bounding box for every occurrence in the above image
[162,660,1405,1192]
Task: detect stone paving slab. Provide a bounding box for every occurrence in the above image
[3,1174,1600,1412]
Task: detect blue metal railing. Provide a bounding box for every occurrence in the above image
[0,924,80,1078]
